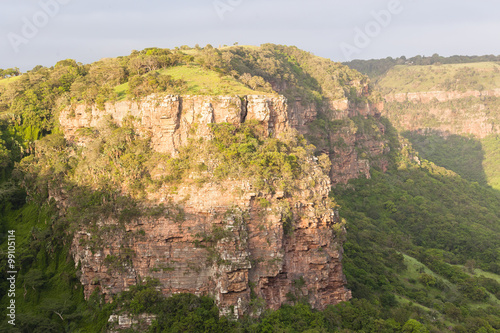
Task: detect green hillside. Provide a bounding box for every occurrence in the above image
[483,135,500,189]
[344,56,500,331]
[0,47,499,332]
[362,57,500,192]
[400,131,500,191]
[113,64,265,100]
[378,62,500,94]
[344,54,500,80]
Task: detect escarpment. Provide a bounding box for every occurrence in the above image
[58,92,388,316]
[69,175,351,317]
[61,95,289,154]
[60,93,388,184]
[382,89,500,138]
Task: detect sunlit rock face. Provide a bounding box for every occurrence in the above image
[59,93,391,317]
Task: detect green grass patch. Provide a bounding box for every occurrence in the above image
[114,82,129,101]
[472,268,500,284]
[218,45,259,51]
[482,135,500,190]
[159,64,268,95]
[179,49,199,55]
[113,64,272,100]
[399,253,456,294]
[401,254,447,282]
[0,75,21,86]
[394,294,434,312]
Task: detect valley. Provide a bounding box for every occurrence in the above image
[0,46,499,332]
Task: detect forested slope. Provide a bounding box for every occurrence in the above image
[0,46,499,332]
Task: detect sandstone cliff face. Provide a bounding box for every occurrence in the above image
[60,95,289,155]
[70,166,351,318]
[328,101,388,184]
[383,89,500,138]
[60,94,388,184]
[384,89,500,104]
[59,93,389,317]
[328,123,389,186]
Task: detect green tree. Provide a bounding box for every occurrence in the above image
[402,319,429,333]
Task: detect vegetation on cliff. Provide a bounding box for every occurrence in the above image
[0,48,499,332]
[355,55,500,192]
[0,114,339,331]
[0,43,372,145]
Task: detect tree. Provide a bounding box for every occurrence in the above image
[0,67,20,78]
[402,319,429,333]
[0,137,10,169]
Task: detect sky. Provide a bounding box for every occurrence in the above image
[1,0,500,72]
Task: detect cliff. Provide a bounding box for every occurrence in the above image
[60,94,388,184]
[61,95,288,155]
[382,89,500,138]
[57,92,387,318]
[70,175,350,318]
[384,88,500,104]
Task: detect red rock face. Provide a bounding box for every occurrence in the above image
[60,95,290,154]
[384,89,500,104]
[60,94,388,185]
[71,178,350,317]
[383,90,500,138]
[60,94,389,316]
[329,126,390,185]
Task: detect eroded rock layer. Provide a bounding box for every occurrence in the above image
[59,93,389,316]
[383,89,500,138]
[70,173,351,317]
[60,94,387,184]
[60,95,289,154]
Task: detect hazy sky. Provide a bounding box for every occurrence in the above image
[2,0,500,71]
